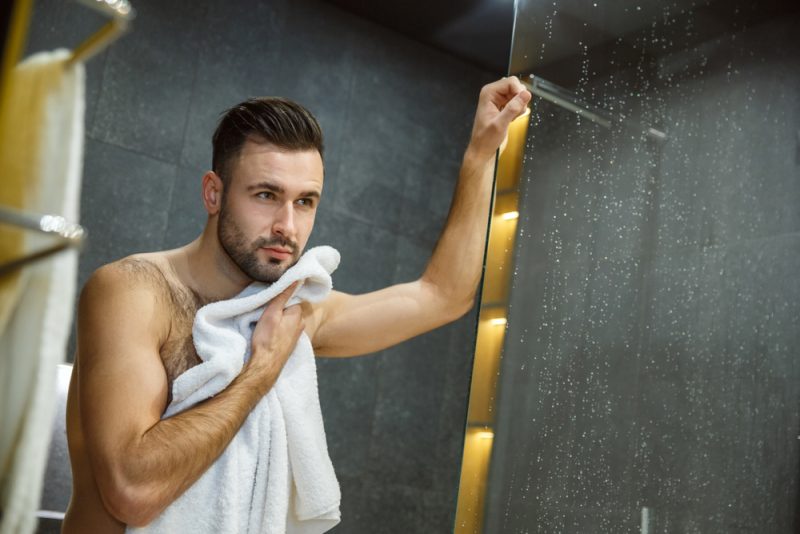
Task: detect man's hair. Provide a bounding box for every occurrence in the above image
[212,97,324,186]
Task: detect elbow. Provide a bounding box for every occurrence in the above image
[454,295,477,321]
[440,293,477,324]
[420,277,477,325]
[447,280,479,322]
[99,476,164,527]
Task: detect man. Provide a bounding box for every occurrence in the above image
[63,76,531,532]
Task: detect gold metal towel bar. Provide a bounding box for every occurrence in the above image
[67,0,136,66]
[0,205,86,277]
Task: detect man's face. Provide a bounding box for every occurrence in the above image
[217,140,324,283]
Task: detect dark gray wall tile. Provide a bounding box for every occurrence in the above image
[179,0,288,171]
[161,166,208,250]
[77,139,177,287]
[317,355,379,478]
[368,329,451,489]
[356,481,450,534]
[90,0,204,161]
[308,207,399,293]
[432,313,477,484]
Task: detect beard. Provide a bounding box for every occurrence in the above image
[217,204,300,283]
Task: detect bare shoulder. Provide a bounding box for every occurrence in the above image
[79,254,174,346]
[84,253,169,292]
[83,251,182,299]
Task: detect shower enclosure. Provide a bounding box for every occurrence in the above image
[463,0,800,532]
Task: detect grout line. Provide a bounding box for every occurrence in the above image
[174,2,209,171]
[85,136,182,168]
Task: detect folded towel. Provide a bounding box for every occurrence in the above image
[128,246,342,534]
[0,49,85,534]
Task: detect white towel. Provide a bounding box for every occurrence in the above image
[0,49,85,534]
[128,246,342,534]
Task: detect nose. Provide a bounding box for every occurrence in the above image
[272,201,296,238]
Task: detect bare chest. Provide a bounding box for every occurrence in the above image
[160,322,201,393]
[158,283,207,398]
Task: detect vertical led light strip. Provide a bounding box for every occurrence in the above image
[454,106,531,533]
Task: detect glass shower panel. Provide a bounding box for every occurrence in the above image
[485,1,800,532]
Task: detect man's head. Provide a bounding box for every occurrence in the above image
[212,97,324,187]
[207,97,325,284]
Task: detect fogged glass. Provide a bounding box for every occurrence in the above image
[486,1,800,532]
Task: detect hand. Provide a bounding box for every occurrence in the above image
[248,282,305,377]
[467,76,532,162]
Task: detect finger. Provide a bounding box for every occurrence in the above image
[268,281,300,310]
[283,303,302,319]
[484,75,520,93]
[499,76,526,98]
[258,283,300,324]
[508,75,527,95]
[295,318,306,338]
[484,76,527,106]
[497,89,532,125]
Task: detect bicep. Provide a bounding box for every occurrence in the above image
[76,266,169,484]
[311,280,466,357]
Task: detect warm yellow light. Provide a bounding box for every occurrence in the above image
[500,210,519,220]
[489,317,507,326]
[477,431,494,440]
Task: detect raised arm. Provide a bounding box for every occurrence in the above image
[75,263,302,526]
[309,76,531,357]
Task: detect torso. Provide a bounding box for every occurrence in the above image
[63,252,213,533]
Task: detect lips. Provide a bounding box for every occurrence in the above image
[262,247,292,261]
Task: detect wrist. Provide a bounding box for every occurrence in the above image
[243,347,279,381]
[462,145,497,170]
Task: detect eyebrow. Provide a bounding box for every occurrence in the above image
[246,181,320,199]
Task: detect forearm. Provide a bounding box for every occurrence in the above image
[422,77,531,315]
[103,359,277,525]
[421,147,497,313]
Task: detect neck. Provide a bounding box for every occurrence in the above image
[178,221,253,301]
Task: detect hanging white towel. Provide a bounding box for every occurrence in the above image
[0,49,85,534]
[128,246,342,534]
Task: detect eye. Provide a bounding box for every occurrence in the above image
[256,191,275,200]
[296,197,315,208]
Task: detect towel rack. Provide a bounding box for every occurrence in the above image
[66,0,136,67]
[0,206,86,277]
[0,0,136,276]
[522,74,667,142]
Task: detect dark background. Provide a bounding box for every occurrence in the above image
[488,2,800,532]
[25,0,496,532]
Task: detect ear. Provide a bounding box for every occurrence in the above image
[202,171,224,215]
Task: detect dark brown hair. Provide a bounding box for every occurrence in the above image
[212,97,324,186]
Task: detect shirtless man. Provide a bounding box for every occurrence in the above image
[62,76,531,532]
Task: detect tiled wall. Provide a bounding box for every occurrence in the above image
[26,0,496,531]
